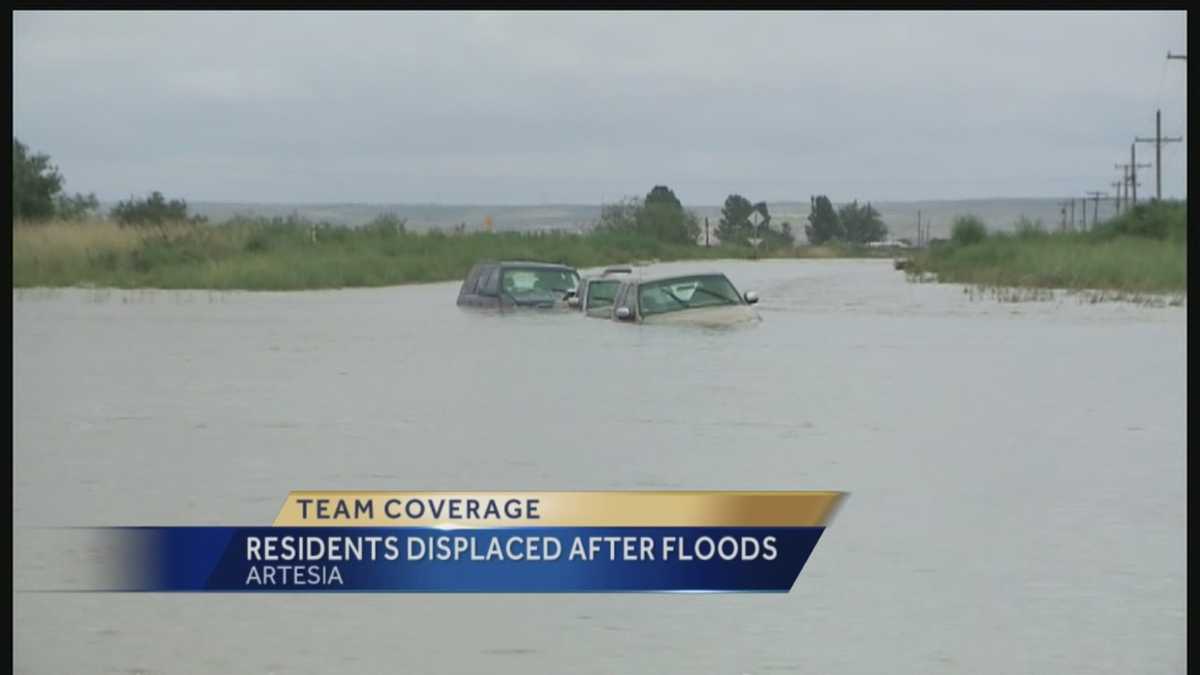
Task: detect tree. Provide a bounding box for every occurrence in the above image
[839,200,887,243]
[55,192,101,221]
[717,194,754,243]
[769,220,796,247]
[805,195,843,244]
[596,197,641,232]
[12,138,64,221]
[111,191,205,227]
[365,212,407,235]
[637,185,699,244]
[12,138,100,223]
[644,185,683,211]
[595,186,700,245]
[950,215,987,246]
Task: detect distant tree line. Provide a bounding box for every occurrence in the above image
[596,186,890,248]
[111,191,206,226]
[13,137,204,227]
[12,138,99,221]
[594,185,701,245]
[16,137,890,247]
[805,195,888,245]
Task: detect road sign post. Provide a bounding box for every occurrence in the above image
[747,211,765,260]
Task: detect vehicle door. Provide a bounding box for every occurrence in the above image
[476,265,501,307]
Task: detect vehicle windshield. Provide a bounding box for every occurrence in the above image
[501,267,580,297]
[638,275,741,317]
[586,280,620,308]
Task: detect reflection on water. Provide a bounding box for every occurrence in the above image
[13,260,1187,674]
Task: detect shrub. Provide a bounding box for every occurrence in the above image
[112,191,206,227]
[1013,216,1045,238]
[363,213,407,235]
[951,215,988,246]
[1095,200,1186,243]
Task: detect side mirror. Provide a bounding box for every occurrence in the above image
[744,291,759,305]
[567,295,581,308]
[615,306,633,321]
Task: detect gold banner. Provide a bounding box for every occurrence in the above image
[273,491,845,528]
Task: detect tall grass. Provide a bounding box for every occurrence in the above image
[12,218,760,290]
[908,201,1187,293]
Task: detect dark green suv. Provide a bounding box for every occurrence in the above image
[457,261,581,310]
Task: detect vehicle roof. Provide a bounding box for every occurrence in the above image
[619,272,731,285]
[475,260,579,271]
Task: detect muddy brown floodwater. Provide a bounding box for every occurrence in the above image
[13,259,1187,674]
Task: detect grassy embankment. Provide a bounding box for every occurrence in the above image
[905,201,1187,294]
[13,217,891,291]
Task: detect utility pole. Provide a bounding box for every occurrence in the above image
[1116,164,1129,212]
[1111,180,1123,214]
[1080,196,1088,230]
[1069,199,1076,230]
[1059,201,1069,231]
[1115,162,1144,209]
[916,210,922,247]
[1127,144,1153,205]
[704,217,710,247]
[1135,109,1184,200]
[1086,191,1106,226]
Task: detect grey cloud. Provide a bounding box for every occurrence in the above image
[13,10,1187,204]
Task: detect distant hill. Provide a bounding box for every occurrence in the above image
[104,197,1113,242]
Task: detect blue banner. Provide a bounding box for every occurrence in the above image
[116,526,827,592]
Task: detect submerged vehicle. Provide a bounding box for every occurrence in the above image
[457,261,581,309]
[569,266,632,318]
[609,273,760,326]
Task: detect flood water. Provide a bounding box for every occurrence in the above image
[13,259,1187,674]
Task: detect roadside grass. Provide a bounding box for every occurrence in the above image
[12,217,944,291]
[13,218,764,290]
[905,201,1187,294]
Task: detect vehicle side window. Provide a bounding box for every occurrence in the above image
[460,265,483,296]
[478,266,500,296]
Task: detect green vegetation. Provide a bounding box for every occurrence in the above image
[8,139,914,291]
[12,138,99,221]
[804,195,889,245]
[716,194,794,247]
[908,201,1187,293]
[839,201,888,244]
[112,191,207,227]
[805,195,841,244]
[596,185,700,244]
[12,216,763,290]
[950,215,987,246]
[12,214,915,290]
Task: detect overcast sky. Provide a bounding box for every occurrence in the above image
[13,11,1189,205]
